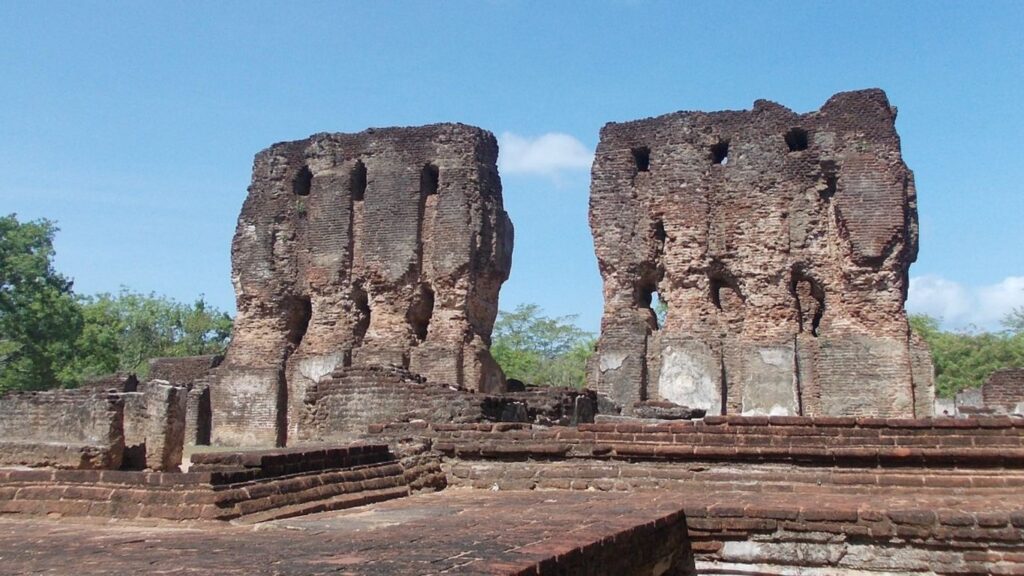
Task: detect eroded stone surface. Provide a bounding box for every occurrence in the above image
[212,124,513,446]
[589,89,933,417]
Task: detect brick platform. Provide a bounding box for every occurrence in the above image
[370,416,1024,467]
[0,489,693,575]
[3,417,1023,573]
[0,444,415,522]
[368,416,1024,574]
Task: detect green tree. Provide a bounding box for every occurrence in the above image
[910,313,1024,398]
[490,304,595,388]
[0,215,83,392]
[69,289,232,380]
[1003,306,1024,335]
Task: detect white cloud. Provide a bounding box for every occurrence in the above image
[907,275,1024,331]
[498,132,593,177]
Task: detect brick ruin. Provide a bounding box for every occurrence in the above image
[0,375,186,472]
[941,368,1024,417]
[212,124,514,446]
[589,89,934,418]
[2,93,1024,575]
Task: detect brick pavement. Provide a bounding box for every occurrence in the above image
[0,489,692,576]
[2,481,1022,574]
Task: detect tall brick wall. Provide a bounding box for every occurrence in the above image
[212,124,514,446]
[589,89,931,417]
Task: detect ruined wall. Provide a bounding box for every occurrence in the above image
[122,382,188,471]
[148,355,222,384]
[955,368,1024,417]
[298,366,596,443]
[213,124,513,446]
[590,89,930,417]
[0,390,125,469]
[146,356,220,446]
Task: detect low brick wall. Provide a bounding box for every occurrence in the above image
[147,355,222,384]
[365,416,1024,574]
[0,444,410,522]
[446,459,1024,492]
[299,365,595,443]
[145,357,220,447]
[683,493,1024,575]
[0,390,125,469]
[371,415,1024,468]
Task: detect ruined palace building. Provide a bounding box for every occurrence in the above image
[211,88,933,446]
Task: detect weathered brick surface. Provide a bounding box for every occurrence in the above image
[0,490,694,576]
[955,368,1024,417]
[298,365,595,442]
[372,416,1024,468]
[0,444,411,522]
[120,382,189,471]
[0,390,125,469]
[213,124,514,447]
[147,355,222,384]
[589,89,932,418]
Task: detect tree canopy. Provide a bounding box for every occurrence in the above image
[0,215,82,391]
[490,304,595,388]
[68,290,233,381]
[910,310,1024,398]
[0,214,233,393]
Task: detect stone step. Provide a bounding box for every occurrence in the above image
[231,485,410,525]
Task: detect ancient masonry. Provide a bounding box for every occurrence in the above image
[589,89,934,418]
[941,367,1024,417]
[212,124,514,446]
[2,92,1024,575]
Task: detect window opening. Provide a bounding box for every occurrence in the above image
[637,282,663,330]
[710,140,730,165]
[407,284,435,342]
[785,128,808,152]
[421,163,439,196]
[352,285,370,345]
[285,296,313,349]
[350,160,367,201]
[654,220,667,243]
[293,166,312,196]
[632,147,650,172]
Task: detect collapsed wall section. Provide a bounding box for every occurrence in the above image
[589,89,932,417]
[213,124,514,446]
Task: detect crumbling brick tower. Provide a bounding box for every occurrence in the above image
[589,89,934,417]
[213,124,514,446]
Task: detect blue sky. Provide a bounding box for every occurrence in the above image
[1,1,1021,333]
